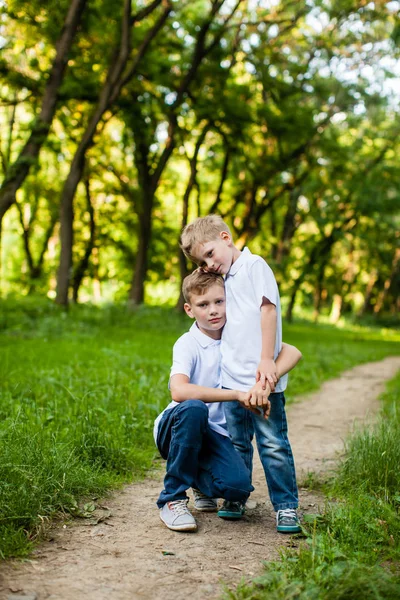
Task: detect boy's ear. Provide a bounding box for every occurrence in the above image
[184,303,194,319]
[220,230,231,244]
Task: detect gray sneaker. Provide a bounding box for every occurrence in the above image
[193,489,218,512]
[160,499,197,532]
[276,508,301,533]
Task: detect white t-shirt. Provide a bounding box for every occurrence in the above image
[153,322,228,443]
[221,247,287,393]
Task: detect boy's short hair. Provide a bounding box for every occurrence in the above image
[182,269,225,303]
[181,215,232,263]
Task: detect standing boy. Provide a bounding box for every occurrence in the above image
[181,215,302,533]
[155,269,301,532]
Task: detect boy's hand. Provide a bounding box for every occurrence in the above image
[250,382,271,419]
[238,384,271,419]
[257,358,279,392]
[238,391,261,416]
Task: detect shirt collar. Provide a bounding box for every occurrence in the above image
[227,247,251,277]
[190,322,221,348]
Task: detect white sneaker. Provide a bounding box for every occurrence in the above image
[192,489,218,512]
[160,499,197,531]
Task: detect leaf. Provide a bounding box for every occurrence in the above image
[83,502,96,513]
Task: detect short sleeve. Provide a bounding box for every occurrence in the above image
[249,259,278,308]
[170,335,197,380]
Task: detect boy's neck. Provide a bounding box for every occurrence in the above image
[195,322,222,341]
[231,245,242,264]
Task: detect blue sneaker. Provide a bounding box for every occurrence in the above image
[276,509,301,533]
[218,501,245,520]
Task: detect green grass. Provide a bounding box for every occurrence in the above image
[225,373,400,600]
[0,298,399,559]
[281,320,400,400]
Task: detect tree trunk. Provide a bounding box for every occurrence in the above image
[276,187,300,265]
[0,0,87,228]
[357,270,378,317]
[16,199,57,291]
[330,294,343,323]
[55,0,170,305]
[285,231,338,322]
[92,246,102,302]
[286,281,300,323]
[128,206,152,305]
[373,248,400,314]
[312,261,328,321]
[312,283,322,322]
[56,171,80,305]
[209,146,231,214]
[72,179,95,303]
[176,251,189,312]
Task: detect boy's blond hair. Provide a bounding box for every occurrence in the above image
[182,269,225,303]
[181,215,232,263]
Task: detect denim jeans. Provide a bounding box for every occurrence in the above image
[224,392,298,511]
[156,400,253,508]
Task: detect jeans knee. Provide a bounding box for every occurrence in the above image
[222,470,252,499]
[174,400,208,425]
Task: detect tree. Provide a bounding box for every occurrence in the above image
[0,0,88,230]
[55,0,172,305]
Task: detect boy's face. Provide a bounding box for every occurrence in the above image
[184,283,226,340]
[193,231,235,275]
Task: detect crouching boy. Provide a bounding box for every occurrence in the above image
[154,270,301,532]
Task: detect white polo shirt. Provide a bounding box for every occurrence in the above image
[153,322,228,443]
[221,247,287,393]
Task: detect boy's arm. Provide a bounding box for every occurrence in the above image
[257,300,279,390]
[275,342,302,377]
[170,374,269,408]
[170,374,244,403]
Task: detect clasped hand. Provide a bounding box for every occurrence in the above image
[238,382,271,419]
[256,358,279,392]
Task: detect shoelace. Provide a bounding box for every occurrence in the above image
[278,508,296,519]
[168,499,190,516]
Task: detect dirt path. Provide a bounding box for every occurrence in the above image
[1,356,400,600]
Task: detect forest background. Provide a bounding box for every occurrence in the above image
[2,4,400,590]
[1,0,399,321]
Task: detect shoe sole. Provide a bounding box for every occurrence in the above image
[160,514,197,532]
[194,505,218,512]
[217,510,244,520]
[276,525,302,534]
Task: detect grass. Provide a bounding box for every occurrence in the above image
[0,297,399,559]
[224,373,400,600]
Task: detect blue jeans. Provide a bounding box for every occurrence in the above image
[156,400,253,508]
[224,392,298,511]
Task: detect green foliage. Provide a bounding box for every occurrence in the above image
[0,424,113,559]
[332,372,400,507]
[226,544,400,600]
[1,0,400,316]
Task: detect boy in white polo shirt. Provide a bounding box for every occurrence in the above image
[154,269,301,532]
[181,215,302,533]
